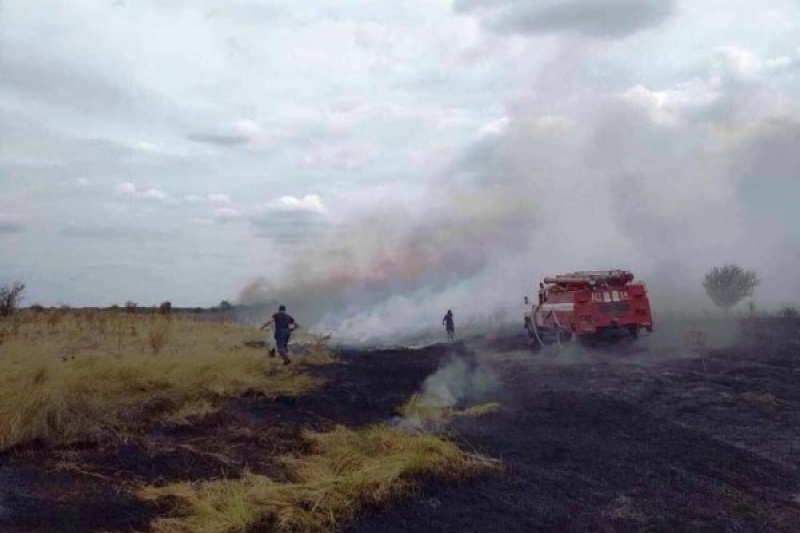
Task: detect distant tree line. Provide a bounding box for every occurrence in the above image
[0,281,242,317]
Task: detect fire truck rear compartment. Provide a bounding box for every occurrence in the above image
[524,270,654,347]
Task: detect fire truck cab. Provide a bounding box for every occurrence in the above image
[524,270,653,345]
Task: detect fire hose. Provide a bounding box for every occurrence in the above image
[551,309,568,345]
[528,308,545,347]
[528,306,569,347]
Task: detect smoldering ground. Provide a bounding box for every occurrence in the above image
[238,32,800,343]
[388,313,743,434]
[391,343,504,432]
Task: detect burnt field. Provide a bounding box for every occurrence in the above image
[1,316,799,532]
[345,318,800,533]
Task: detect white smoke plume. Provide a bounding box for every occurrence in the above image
[239,41,800,343]
[393,352,503,432]
[419,355,501,408]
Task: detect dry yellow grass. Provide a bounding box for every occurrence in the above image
[455,402,502,417]
[0,309,331,450]
[398,393,502,428]
[139,424,499,533]
[1,309,501,533]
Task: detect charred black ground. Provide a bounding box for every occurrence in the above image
[1,317,799,533]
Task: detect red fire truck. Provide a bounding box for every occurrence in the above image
[524,270,653,346]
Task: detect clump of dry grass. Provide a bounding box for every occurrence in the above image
[162,398,220,426]
[740,391,780,407]
[0,310,328,450]
[139,425,498,533]
[397,393,453,425]
[397,393,502,430]
[454,402,502,417]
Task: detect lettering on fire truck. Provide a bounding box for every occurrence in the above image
[591,290,629,303]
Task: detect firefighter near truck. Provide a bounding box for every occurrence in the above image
[524,270,653,347]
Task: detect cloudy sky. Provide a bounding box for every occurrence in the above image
[2,1,800,336]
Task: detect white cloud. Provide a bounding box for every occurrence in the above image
[270,194,328,215]
[623,74,725,125]
[134,140,164,153]
[114,182,167,201]
[114,182,137,196]
[479,116,510,136]
[207,193,232,204]
[214,207,241,221]
[299,142,375,170]
[765,55,794,70]
[142,188,167,200]
[623,85,678,125]
[713,46,764,81]
[233,119,260,138]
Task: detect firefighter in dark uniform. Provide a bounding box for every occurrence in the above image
[443,309,455,341]
[260,305,299,364]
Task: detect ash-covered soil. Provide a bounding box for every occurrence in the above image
[344,320,800,533]
[2,318,799,533]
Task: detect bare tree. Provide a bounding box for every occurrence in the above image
[0,281,26,317]
[703,264,759,313]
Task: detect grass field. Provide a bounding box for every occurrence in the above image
[0,309,329,450]
[0,308,497,533]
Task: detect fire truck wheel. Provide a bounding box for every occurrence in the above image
[557,329,572,344]
[525,327,540,348]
